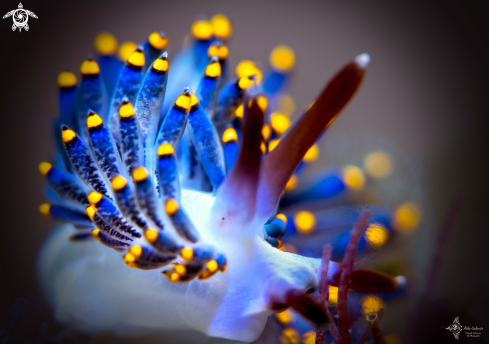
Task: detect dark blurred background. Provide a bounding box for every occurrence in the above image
[1,0,489,343]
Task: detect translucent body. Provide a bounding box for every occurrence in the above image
[39,189,321,343]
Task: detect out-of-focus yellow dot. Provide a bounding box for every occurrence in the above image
[294,211,315,233]
[365,223,389,248]
[270,45,295,72]
[364,151,392,179]
[394,202,420,232]
[285,175,297,191]
[95,32,118,55]
[119,41,137,61]
[362,295,384,316]
[328,285,338,305]
[270,113,290,135]
[342,165,365,191]
[260,141,267,154]
[302,331,316,344]
[148,32,168,50]
[57,71,77,88]
[277,94,295,116]
[280,328,300,344]
[191,20,213,40]
[268,139,280,152]
[385,334,401,344]
[256,96,268,112]
[211,14,232,39]
[39,203,50,217]
[235,60,263,82]
[303,145,319,162]
[261,124,271,141]
[235,104,244,119]
[276,213,288,226]
[275,309,295,324]
[208,43,229,59]
[38,162,52,176]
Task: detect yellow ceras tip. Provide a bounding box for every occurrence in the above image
[191,20,213,40]
[238,75,257,90]
[206,260,219,273]
[170,272,181,282]
[165,198,179,216]
[205,58,221,78]
[87,191,103,205]
[132,166,149,182]
[123,253,136,263]
[91,229,100,240]
[111,175,127,191]
[127,48,145,67]
[85,206,96,220]
[144,228,159,243]
[39,203,50,217]
[173,264,186,276]
[118,41,137,61]
[95,32,118,55]
[80,59,100,75]
[61,128,77,143]
[38,162,52,176]
[180,247,194,261]
[211,14,232,39]
[119,101,135,118]
[130,245,143,258]
[157,143,175,156]
[236,60,263,82]
[270,45,295,72]
[148,31,168,50]
[174,89,192,111]
[190,92,199,108]
[86,112,103,129]
[222,128,238,143]
[152,56,169,72]
[57,71,77,88]
[208,43,229,59]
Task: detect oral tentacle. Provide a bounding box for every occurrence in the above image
[256,54,370,222]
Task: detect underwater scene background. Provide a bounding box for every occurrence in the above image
[1,0,489,343]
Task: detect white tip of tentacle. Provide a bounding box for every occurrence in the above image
[355,53,371,68]
[395,275,407,288]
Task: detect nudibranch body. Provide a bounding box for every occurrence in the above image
[38,15,415,344]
